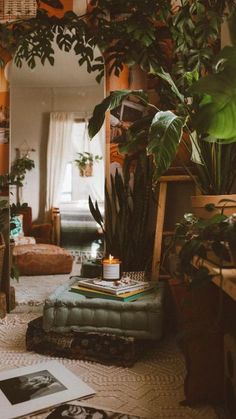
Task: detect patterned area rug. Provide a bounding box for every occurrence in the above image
[12,262,81,306]
[0,309,225,419]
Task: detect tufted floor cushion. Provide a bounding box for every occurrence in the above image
[26,316,151,366]
[42,277,165,340]
[13,244,73,276]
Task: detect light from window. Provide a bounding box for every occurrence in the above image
[61,162,72,202]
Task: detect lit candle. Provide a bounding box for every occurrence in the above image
[102,254,122,281]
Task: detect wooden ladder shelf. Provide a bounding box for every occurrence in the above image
[151,175,193,281]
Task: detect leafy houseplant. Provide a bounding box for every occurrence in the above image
[167,208,236,288]
[0,200,20,282]
[88,11,236,199]
[9,156,35,205]
[74,152,102,177]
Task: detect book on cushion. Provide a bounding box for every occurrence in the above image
[70,285,153,302]
[76,277,152,295]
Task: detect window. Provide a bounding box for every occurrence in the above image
[59,119,104,208]
[60,162,72,202]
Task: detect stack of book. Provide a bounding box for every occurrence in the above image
[70,277,153,302]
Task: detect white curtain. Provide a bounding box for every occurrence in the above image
[46,112,74,213]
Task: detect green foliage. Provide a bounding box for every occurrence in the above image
[10,202,28,218]
[147,111,187,182]
[189,66,236,140]
[74,152,102,169]
[169,209,236,288]
[0,200,8,234]
[89,154,155,271]
[9,156,35,187]
[168,0,236,91]
[1,0,235,86]
[89,27,236,194]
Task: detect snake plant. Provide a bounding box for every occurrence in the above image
[89,154,155,271]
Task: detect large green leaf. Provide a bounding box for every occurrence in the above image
[147,111,186,179]
[190,67,236,140]
[88,90,149,139]
[149,66,185,104]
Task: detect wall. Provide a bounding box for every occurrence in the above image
[11,84,103,221]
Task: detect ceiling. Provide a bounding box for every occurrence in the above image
[8,44,102,88]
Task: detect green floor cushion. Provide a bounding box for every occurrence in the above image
[42,277,165,340]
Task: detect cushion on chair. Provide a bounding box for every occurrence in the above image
[13,243,73,275]
[15,206,52,244]
[42,276,165,340]
[10,214,24,240]
[14,236,36,246]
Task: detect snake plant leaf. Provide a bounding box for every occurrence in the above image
[88,90,149,139]
[88,196,103,227]
[147,111,186,179]
[189,67,236,140]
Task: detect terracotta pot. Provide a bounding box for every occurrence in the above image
[79,163,93,177]
[191,194,236,219]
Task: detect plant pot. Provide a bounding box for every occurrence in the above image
[79,163,93,177]
[191,194,236,219]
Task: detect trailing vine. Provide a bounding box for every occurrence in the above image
[0,1,236,87]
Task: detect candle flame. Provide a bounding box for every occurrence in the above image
[109,254,114,262]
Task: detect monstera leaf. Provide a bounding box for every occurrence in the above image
[147,111,187,180]
[190,60,236,141]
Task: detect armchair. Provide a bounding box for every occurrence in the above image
[16,206,52,244]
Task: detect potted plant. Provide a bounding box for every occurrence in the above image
[167,208,236,287]
[9,155,35,204]
[163,207,236,405]
[89,153,155,272]
[88,12,236,217]
[74,152,102,177]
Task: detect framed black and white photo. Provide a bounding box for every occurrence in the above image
[46,403,140,418]
[119,99,145,122]
[0,361,95,419]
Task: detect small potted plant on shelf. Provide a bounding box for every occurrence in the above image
[74,152,102,177]
[166,206,236,289]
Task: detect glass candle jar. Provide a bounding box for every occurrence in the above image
[102,255,122,281]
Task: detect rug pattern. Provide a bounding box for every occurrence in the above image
[0,312,224,419]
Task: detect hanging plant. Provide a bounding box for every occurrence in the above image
[74,152,102,177]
